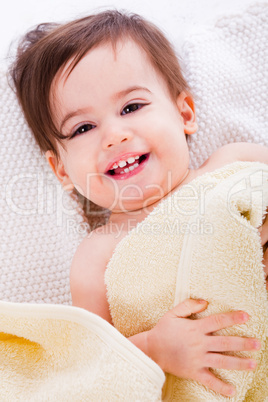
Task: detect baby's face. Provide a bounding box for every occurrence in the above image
[49,40,196,212]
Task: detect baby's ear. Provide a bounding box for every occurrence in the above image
[45,150,74,190]
[176,92,198,135]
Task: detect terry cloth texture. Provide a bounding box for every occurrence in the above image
[105,162,268,401]
[0,301,165,401]
[0,2,267,305]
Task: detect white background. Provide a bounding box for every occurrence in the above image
[0,0,261,66]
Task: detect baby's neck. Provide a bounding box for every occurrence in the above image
[109,168,197,228]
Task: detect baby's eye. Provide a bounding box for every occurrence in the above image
[121,103,143,115]
[70,123,96,139]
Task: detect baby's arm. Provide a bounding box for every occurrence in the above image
[70,232,260,397]
[70,231,114,323]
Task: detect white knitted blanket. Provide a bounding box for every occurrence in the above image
[0,2,267,304]
[182,2,268,168]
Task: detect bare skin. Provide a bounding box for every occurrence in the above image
[46,40,268,397]
[69,143,267,397]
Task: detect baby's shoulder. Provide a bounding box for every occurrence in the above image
[198,142,267,174]
[72,224,117,271]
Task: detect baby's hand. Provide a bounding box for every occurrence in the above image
[146,299,260,397]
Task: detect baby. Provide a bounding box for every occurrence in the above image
[11,10,267,398]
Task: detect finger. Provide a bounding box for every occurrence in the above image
[200,310,249,333]
[197,368,236,397]
[207,336,261,352]
[205,353,257,371]
[171,299,208,318]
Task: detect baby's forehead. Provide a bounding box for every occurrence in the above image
[50,36,175,120]
[72,38,149,68]
[55,38,155,88]
[50,38,161,112]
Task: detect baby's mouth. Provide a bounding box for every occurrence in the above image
[106,153,149,177]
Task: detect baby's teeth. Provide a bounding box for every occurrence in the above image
[127,157,135,164]
[113,156,141,175]
[118,160,127,168]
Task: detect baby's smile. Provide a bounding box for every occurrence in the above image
[106,153,150,180]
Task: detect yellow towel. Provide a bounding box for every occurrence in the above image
[0,301,165,401]
[105,161,268,401]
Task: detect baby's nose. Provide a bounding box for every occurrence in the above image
[101,122,133,149]
[106,136,128,148]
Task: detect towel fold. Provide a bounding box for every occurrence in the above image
[0,301,165,401]
[105,162,268,401]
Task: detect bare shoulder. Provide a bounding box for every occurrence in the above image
[70,225,117,323]
[199,142,268,174]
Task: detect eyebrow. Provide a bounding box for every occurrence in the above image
[112,85,152,101]
[60,108,91,132]
[60,86,152,132]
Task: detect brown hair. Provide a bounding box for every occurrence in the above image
[11,9,189,159]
